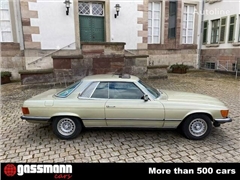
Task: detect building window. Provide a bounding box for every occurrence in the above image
[211,19,220,44]
[182,4,195,44]
[202,21,208,44]
[148,2,161,44]
[78,2,104,16]
[228,15,236,42]
[219,17,227,43]
[206,62,216,69]
[0,0,13,42]
[168,0,177,39]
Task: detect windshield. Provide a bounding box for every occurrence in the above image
[55,81,82,98]
[138,80,160,99]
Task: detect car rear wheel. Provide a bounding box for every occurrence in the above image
[52,117,82,140]
[181,114,212,140]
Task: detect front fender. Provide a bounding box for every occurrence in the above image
[183,110,214,120]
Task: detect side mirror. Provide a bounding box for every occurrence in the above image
[143,94,149,101]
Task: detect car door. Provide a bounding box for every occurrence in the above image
[105,82,164,127]
[78,82,108,127]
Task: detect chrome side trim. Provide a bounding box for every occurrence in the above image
[21,116,50,121]
[215,117,232,123]
[106,118,163,121]
[164,119,182,121]
[83,118,105,120]
[83,118,181,121]
[83,118,163,121]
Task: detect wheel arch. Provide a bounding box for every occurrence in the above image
[178,112,213,128]
[50,113,84,127]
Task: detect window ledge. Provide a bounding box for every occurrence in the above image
[205,44,219,48]
[232,43,240,46]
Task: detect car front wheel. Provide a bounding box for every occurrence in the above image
[52,116,82,140]
[181,114,212,140]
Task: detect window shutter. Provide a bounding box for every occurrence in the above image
[239,15,240,42]
[203,21,208,44]
[228,15,236,42]
[219,17,227,43]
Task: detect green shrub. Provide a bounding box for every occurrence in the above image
[1,71,12,78]
[170,63,189,70]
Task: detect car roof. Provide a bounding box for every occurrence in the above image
[82,74,139,82]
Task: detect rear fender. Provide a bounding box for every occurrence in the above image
[51,113,81,120]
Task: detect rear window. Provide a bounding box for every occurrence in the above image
[55,81,82,98]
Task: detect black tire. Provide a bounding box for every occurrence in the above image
[52,116,82,140]
[181,114,212,140]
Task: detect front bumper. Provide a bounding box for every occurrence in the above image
[21,116,50,123]
[214,117,232,124]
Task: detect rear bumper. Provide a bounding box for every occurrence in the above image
[214,117,232,124]
[21,116,50,123]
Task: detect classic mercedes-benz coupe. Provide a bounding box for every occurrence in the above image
[21,74,232,140]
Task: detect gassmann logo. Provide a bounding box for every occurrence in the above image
[17,164,72,176]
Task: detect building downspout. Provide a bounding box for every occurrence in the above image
[14,0,24,50]
[197,0,205,69]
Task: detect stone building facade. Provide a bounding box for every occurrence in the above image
[3,0,237,83]
[201,0,240,71]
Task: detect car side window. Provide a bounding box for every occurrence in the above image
[80,82,99,98]
[109,82,144,99]
[91,82,108,99]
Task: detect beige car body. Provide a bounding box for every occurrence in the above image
[21,74,231,130]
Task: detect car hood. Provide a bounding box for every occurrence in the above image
[160,90,225,106]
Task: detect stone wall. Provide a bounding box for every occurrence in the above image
[1,43,24,80]
[147,65,168,79]
[19,68,54,85]
[137,0,148,49]
[53,55,86,83]
[20,0,41,49]
[148,49,198,67]
[201,49,240,71]
[52,53,149,84]
[80,42,148,78]
[19,43,153,84]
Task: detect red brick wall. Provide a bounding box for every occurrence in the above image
[92,57,124,74]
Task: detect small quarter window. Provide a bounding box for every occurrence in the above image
[80,82,99,98]
[55,81,82,98]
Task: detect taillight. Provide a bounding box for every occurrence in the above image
[220,110,229,118]
[22,107,30,114]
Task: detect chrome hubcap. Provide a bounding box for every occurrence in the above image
[57,118,76,136]
[189,118,207,137]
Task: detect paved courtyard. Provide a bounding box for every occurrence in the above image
[1,70,240,163]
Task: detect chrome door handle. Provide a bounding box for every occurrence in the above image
[106,105,116,108]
